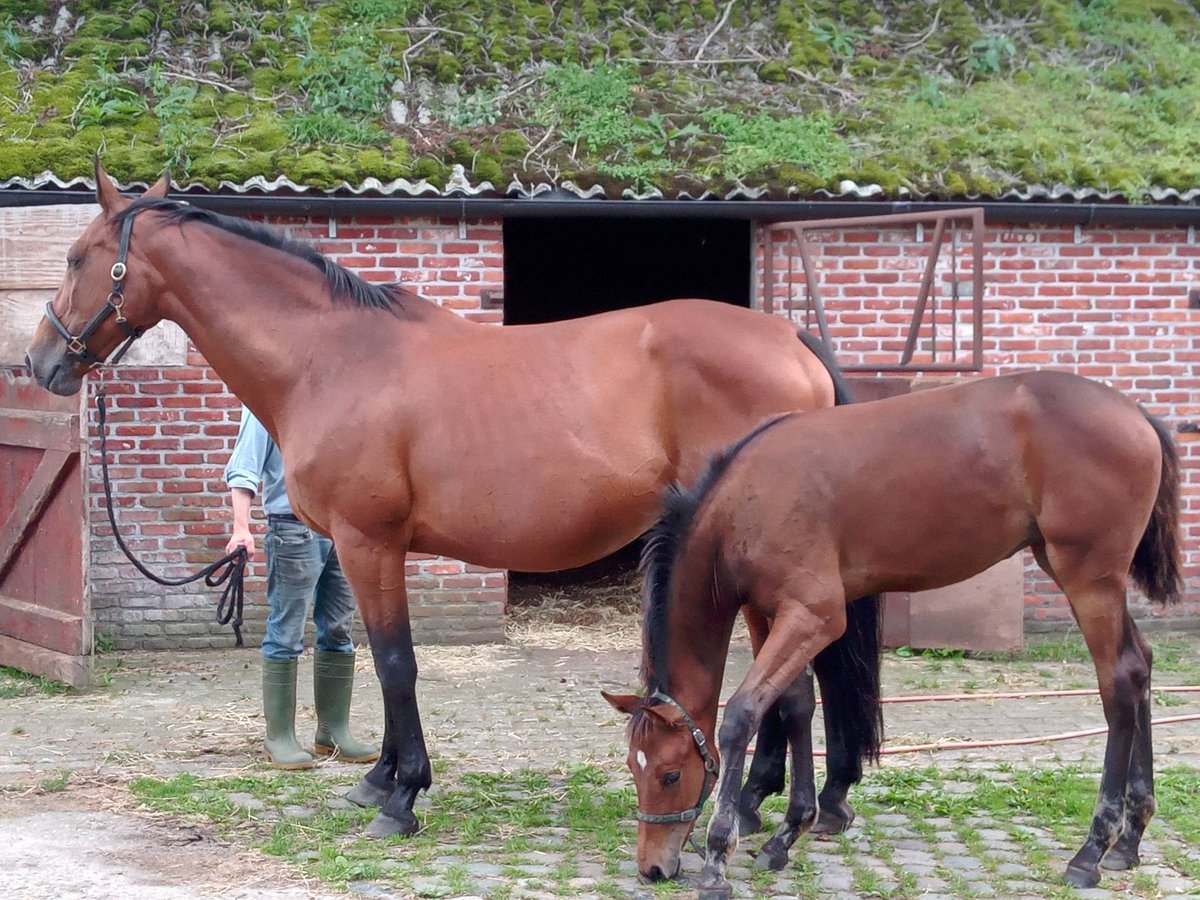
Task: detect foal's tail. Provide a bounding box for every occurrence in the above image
[1130,411,1182,605]
[798,328,885,769]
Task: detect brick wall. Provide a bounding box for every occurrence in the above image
[85,212,1198,651]
[759,220,1200,633]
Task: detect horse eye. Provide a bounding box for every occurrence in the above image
[661,771,681,787]
[67,257,81,270]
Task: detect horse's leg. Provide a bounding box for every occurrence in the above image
[811,662,855,834]
[737,608,790,836]
[337,538,432,838]
[1103,617,1156,872]
[699,598,841,896]
[754,674,819,872]
[1034,538,1152,888]
[1058,577,1148,888]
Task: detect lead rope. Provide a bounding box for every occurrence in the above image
[93,377,247,646]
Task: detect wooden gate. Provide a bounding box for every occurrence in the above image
[0,371,90,686]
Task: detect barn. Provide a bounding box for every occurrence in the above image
[1,2,1198,684]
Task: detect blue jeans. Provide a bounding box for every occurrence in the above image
[262,516,356,660]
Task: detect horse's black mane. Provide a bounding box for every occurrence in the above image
[112,197,401,312]
[639,413,795,695]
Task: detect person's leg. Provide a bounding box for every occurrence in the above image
[312,538,379,762]
[261,517,321,768]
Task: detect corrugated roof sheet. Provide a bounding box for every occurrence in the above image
[4,167,1199,204]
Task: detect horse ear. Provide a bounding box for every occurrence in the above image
[642,701,686,729]
[145,169,172,199]
[93,155,123,214]
[601,691,640,716]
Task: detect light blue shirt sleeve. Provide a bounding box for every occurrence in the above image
[224,406,293,515]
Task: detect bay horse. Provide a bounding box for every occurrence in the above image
[24,161,882,841]
[604,370,1181,892]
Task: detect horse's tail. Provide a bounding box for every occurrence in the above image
[796,327,858,406]
[814,594,885,771]
[798,327,885,768]
[1130,410,1182,605]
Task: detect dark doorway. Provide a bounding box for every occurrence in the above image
[502,216,753,325]
[502,214,753,614]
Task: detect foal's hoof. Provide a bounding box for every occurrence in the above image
[1101,846,1141,871]
[811,806,854,835]
[737,806,764,836]
[345,778,393,809]
[753,841,790,872]
[364,811,420,839]
[1064,863,1101,889]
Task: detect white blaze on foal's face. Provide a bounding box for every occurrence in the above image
[636,750,648,771]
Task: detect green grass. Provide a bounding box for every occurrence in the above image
[0,667,71,699]
[123,758,1200,897]
[849,763,1200,898]
[973,633,1200,683]
[131,764,640,895]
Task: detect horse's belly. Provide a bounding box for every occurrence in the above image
[408,487,660,573]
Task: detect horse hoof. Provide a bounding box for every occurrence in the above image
[738,807,764,836]
[345,778,393,809]
[364,811,419,839]
[1064,863,1101,889]
[810,808,853,835]
[1101,847,1140,871]
[753,844,789,872]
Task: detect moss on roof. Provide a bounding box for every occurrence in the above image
[1,1,1199,200]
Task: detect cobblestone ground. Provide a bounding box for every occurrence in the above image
[1,626,1198,899]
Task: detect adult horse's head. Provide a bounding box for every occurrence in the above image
[603,689,720,882]
[25,158,172,395]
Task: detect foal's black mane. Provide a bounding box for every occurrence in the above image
[113,197,401,312]
[639,413,795,696]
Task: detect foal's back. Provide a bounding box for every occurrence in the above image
[687,371,1162,603]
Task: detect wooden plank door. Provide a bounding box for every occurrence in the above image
[0,370,90,686]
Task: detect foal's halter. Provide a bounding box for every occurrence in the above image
[637,690,720,825]
[44,211,144,367]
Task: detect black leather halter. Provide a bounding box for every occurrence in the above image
[44,211,144,367]
[637,690,721,825]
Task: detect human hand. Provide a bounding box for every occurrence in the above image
[225,526,256,561]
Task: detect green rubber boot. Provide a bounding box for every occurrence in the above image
[313,650,380,763]
[262,657,315,770]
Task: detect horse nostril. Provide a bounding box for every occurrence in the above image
[645,865,668,882]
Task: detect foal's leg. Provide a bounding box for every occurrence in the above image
[700,598,841,895]
[737,608,792,836]
[338,539,432,838]
[738,703,789,835]
[755,674,820,872]
[1059,578,1148,889]
[1102,617,1156,872]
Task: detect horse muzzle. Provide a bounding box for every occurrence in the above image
[637,838,684,882]
[24,340,85,396]
[639,857,681,882]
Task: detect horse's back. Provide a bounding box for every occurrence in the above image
[495,299,837,481]
[683,370,1162,599]
[394,299,839,570]
[615,300,837,478]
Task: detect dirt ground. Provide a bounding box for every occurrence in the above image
[2,609,1198,899]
